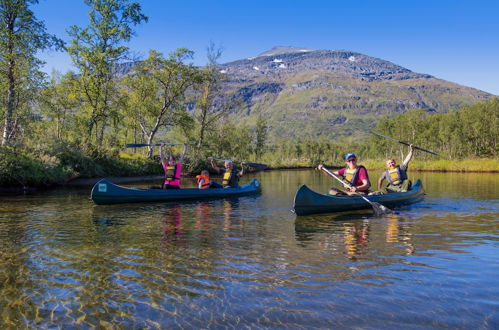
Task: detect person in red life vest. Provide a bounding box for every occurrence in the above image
[327,153,371,195]
[196,170,211,189]
[378,144,415,193]
[160,143,188,189]
[209,158,245,188]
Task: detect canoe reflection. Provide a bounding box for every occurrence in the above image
[294,213,416,258]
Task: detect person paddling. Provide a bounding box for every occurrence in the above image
[378,144,415,193]
[209,158,245,188]
[319,153,371,196]
[160,143,188,189]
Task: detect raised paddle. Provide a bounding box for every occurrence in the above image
[126,142,196,148]
[370,131,439,156]
[209,157,268,170]
[318,165,392,216]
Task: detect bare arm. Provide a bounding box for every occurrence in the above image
[209,157,221,174]
[159,145,167,167]
[377,176,385,190]
[179,144,188,163]
[402,144,415,167]
[317,164,340,176]
[198,178,205,189]
[239,162,245,176]
[348,178,370,192]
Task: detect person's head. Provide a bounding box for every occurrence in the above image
[168,155,176,165]
[224,160,233,170]
[201,170,209,177]
[345,153,357,168]
[386,158,396,169]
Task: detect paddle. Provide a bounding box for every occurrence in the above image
[209,157,268,170]
[370,131,439,156]
[126,142,197,148]
[318,165,392,216]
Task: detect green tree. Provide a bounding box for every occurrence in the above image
[0,0,62,145]
[254,115,268,160]
[67,0,147,146]
[39,71,79,140]
[195,42,232,146]
[123,49,202,158]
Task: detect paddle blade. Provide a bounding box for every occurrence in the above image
[370,201,392,216]
[244,162,268,170]
[125,144,151,148]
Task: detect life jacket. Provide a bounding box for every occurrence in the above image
[222,169,239,187]
[165,164,180,182]
[385,165,408,186]
[342,165,370,190]
[196,174,210,189]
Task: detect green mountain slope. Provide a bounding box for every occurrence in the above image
[218,47,493,141]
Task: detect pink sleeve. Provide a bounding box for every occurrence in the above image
[337,168,346,176]
[358,167,368,181]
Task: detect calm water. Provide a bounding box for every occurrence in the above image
[0,170,498,328]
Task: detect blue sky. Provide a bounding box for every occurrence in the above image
[35,0,499,95]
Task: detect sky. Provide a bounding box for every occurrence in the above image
[34,0,499,95]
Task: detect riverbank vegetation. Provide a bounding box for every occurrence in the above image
[0,1,497,188]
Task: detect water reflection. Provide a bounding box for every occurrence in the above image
[0,171,498,328]
[343,220,370,258]
[162,205,184,239]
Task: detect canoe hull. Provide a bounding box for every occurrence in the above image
[91,179,261,205]
[293,179,424,216]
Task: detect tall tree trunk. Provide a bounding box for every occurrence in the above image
[2,18,16,146]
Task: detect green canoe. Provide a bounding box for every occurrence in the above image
[91,179,261,205]
[293,179,425,216]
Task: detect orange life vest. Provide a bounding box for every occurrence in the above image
[196,174,210,189]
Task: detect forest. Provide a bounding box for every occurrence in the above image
[0,0,497,187]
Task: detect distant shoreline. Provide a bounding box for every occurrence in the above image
[1,160,497,193]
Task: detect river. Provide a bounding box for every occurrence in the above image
[0,170,498,328]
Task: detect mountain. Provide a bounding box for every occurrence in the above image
[216,46,493,141]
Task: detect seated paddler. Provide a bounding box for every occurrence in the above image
[323,152,371,196]
[196,170,211,189]
[160,143,188,189]
[209,157,245,188]
[378,144,415,193]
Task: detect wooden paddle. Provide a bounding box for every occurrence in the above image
[370,131,439,156]
[319,165,392,216]
[209,157,268,170]
[126,142,196,148]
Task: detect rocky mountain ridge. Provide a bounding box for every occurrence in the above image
[221,46,432,82]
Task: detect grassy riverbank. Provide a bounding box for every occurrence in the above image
[0,145,160,188]
[265,158,499,172]
[1,144,497,190]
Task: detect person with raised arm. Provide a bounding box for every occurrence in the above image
[160,143,188,189]
[378,144,415,193]
[209,158,245,188]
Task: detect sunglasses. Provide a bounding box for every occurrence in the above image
[347,158,357,162]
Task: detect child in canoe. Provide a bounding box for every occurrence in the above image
[196,170,211,189]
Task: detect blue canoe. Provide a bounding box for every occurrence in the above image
[91,179,261,205]
[293,179,425,216]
